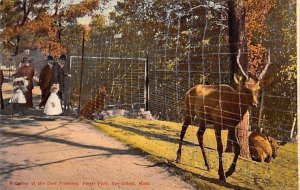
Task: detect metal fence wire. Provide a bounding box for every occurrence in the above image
[68,2,296,140]
[67,0,296,188]
[70,56,147,111]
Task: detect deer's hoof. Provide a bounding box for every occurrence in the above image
[175,155,181,163]
[218,170,226,182]
[219,175,226,182]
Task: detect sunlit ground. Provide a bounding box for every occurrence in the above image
[93,117,298,190]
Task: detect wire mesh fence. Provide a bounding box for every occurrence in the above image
[70,56,147,111]
[68,1,296,139]
[67,0,297,188]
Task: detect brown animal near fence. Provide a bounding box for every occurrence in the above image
[176,49,273,182]
[0,69,4,109]
[80,85,107,120]
[249,130,287,163]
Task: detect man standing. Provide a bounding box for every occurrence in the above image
[38,55,54,108]
[51,61,63,100]
[57,54,71,110]
[13,57,35,108]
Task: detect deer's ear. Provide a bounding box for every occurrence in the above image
[260,78,274,88]
[267,136,272,142]
[278,141,287,146]
[233,74,243,84]
[99,85,106,91]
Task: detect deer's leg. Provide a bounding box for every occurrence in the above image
[225,133,233,153]
[176,116,192,163]
[215,128,226,182]
[225,128,240,178]
[197,124,210,171]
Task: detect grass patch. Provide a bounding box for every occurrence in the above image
[93,117,298,190]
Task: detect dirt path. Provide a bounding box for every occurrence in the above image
[0,82,195,190]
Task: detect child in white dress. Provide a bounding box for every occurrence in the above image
[44,84,62,117]
[10,77,28,115]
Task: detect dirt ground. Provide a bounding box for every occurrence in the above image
[0,81,195,190]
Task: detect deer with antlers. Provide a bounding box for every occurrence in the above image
[176,50,273,182]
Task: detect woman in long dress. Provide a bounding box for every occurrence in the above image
[44,83,62,116]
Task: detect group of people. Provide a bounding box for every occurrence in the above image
[9,54,71,117]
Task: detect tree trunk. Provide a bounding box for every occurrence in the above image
[54,0,63,41]
[14,36,20,56]
[228,0,248,78]
[237,111,250,158]
[226,0,250,158]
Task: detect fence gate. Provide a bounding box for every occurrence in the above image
[69,56,148,113]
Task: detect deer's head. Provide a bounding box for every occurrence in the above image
[98,85,107,97]
[235,49,273,107]
[260,128,287,159]
[267,136,287,159]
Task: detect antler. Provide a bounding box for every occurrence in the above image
[236,49,248,79]
[257,49,272,80]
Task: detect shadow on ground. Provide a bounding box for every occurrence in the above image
[0,81,252,190]
[94,121,252,190]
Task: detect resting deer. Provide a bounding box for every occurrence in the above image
[249,129,286,163]
[176,50,273,182]
[80,85,107,120]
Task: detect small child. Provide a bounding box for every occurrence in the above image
[9,77,28,115]
[44,84,62,117]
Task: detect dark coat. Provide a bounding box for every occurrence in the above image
[0,70,4,85]
[62,61,71,89]
[51,62,64,90]
[39,64,52,92]
[13,65,34,90]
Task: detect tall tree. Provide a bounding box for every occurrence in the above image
[226,0,250,158]
[228,0,248,80]
[225,0,277,156]
[0,0,49,55]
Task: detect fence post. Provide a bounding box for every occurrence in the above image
[258,89,265,128]
[77,29,85,116]
[144,54,149,111]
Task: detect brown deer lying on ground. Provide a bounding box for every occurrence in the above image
[80,85,107,120]
[176,50,273,182]
[249,130,287,163]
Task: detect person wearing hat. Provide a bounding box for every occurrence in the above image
[53,54,71,99]
[51,56,63,101]
[38,55,54,108]
[57,54,71,111]
[12,56,35,108]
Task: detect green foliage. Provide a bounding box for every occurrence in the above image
[259,0,297,136]
[90,14,106,31]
